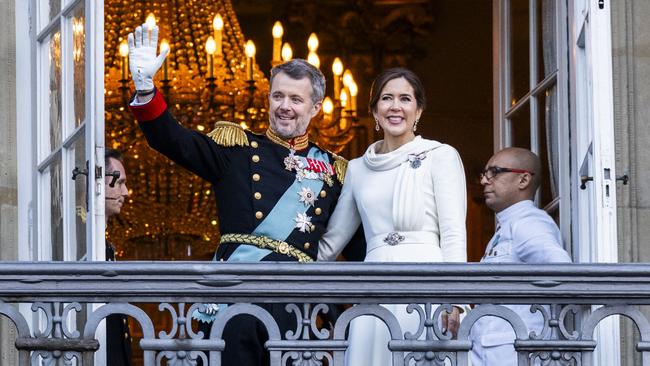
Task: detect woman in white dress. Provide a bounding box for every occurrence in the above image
[318,68,467,365]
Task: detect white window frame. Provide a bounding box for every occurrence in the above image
[568,0,618,263]
[494,0,620,363]
[568,0,620,364]
[17,0,106,263]
[16,0,106,362]
[492,0,572,250]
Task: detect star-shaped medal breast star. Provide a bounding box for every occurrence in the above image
[298,187,317,207]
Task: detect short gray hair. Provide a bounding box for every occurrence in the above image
[270,59,325,104]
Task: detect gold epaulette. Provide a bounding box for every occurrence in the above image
[206,121,249,147]
[332,154,348,185]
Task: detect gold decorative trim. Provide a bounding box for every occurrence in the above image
[220,233,313,262]
[333,155,348,185]
[207,121,249,147]
[265,129,309,151]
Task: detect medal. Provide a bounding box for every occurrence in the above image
[284,151,335,186]
[298,187,317,207]
[294,212,314,233]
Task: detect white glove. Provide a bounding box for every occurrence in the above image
[127,23,169,92]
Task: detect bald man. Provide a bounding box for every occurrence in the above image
[470,148,571,366]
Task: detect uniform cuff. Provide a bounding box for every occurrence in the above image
[129,89,167,122]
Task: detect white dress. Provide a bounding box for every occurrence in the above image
[319,136,467,366]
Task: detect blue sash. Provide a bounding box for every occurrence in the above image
[227,147,329,262]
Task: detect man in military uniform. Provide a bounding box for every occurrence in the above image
[127,23,349,365]
[104,148,133,366]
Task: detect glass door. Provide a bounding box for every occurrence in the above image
[495,0,620,362]
[31,0,106,363]
[34,0,105,262]
[493,0,571,248]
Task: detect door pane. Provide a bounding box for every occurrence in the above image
[39,0,61,30]
[71,4,86,128]
[538,85,558,209]
[72,138,88,260]
[43,28,63,152]
[538,0,557,81]
[510,103,531,150]
[45,155,64,261]
[510,0,530,102]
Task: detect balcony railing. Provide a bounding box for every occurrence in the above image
[1,262,650,365]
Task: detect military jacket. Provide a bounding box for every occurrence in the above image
[130,90,345,262]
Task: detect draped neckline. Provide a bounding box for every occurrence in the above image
[363,136,441,171]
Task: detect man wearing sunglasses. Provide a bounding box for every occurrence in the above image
[470,147,571,366]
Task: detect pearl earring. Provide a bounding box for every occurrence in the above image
[375,119,380,132]
[413,119,419,132]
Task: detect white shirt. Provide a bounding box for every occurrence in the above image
[471,200,571,354]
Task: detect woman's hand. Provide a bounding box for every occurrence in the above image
[441,306,461,338]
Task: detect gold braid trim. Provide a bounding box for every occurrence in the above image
[207,121,249,147]
[220,233,313,263]
[333,155,348,185]
[265,129,310,150]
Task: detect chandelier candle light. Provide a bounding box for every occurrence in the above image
[213,14,223,57]
[272,21,283,65]
[119,40,129,81]
[323,97,334,119]
[332,57,343,104]
[307,33,320,69]
[281,42,293,62]
[348,81,358,115]
[205,36,216,79]
[245,40,256,81]
[342,69,357,115]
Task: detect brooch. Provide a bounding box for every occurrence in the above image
[407,151,428,169]
[298,187,317,207]
[383,232,405,246]
[294,212,314,233]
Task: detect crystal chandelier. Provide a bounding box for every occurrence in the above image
[103,0,362,258]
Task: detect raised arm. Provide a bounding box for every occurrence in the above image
[127,23,237,182]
